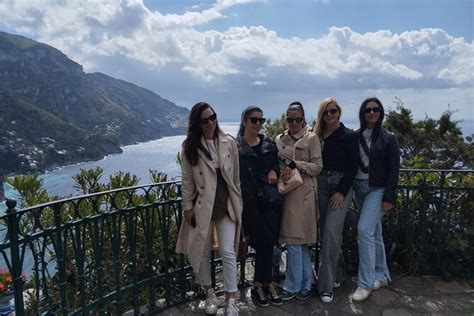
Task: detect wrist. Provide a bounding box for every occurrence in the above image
[288,160,296,169]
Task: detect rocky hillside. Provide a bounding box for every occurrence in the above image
[0,31,189,176]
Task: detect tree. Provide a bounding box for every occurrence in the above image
[263,114,287,140]
[384,97,473,169]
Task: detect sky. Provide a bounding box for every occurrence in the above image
[0,0,473,126]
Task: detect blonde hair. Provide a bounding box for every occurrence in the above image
[312,97,342,139]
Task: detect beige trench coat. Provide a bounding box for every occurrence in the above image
[175,133,243,273]
[276,129,322,245]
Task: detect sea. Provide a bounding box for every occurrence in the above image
[1,123,240,208]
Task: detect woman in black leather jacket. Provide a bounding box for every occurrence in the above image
[236,106,283,307]
[351,97,400,302]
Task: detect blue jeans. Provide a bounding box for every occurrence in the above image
[283,245,312,293]
[353,179,391,289]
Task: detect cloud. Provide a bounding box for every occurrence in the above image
[0,0,472,121]
[252,80,267,85]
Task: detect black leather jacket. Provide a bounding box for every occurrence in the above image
[360,128,400,204]
[236,134,281,247]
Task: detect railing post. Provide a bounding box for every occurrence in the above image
[437,171,446,276]
[6,199,25,315]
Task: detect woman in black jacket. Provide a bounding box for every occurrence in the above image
[312,98,359,303]
[237,106,283,307]
[351,97,400,302]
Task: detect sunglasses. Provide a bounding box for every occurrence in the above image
[364,107,381,114]
[200,113,217,125]
[323,108,339,116]
[286,117,304,124]
[248,117,266,125]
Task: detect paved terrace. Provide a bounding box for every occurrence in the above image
[159,274,474,315]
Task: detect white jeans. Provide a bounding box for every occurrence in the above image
[197,215,238,293]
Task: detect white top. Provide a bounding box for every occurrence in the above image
[355,128,372,179]
[205,139,220,168]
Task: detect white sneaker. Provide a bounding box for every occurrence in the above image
[204,290,218,315]
[224,298,239,316]
[320,292,333,303]
[373,278,389,290]
[351,287,372,302]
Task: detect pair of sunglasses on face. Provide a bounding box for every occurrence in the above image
[201,113,217,125]
[364,107,381,114]
[323,108,339,116]
[248,117,266,125]
[286,117,304,124]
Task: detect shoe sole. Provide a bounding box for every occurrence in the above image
[281,295,295,301]
[296,295,312,301]
[351,293,370,302]
[321,294,333,303]
[268,299,283,306]
[352,296,369,302]
[251,296,269,307]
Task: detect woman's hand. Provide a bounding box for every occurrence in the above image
[383,202,394,212]
[267,170,278,184]
[183,209,195,225]
[281,167,292,184]
[329,192,344,210]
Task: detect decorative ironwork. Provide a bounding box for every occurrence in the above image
[1,169,473,314]
[1,181,199,315]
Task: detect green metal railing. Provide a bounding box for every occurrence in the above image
[1,181,199,315]
[1,169,473,314]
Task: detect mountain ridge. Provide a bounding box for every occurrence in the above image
[0,31,189,180]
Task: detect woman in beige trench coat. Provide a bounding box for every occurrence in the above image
[175,102,242,316]
[276,102,322,301]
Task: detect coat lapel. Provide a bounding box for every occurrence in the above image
[218,133,229,169]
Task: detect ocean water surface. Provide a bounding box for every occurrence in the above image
[3,123,240,203]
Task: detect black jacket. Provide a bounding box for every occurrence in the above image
[359,128,400,204]
[237,134,281,248]
[322,123,359,195]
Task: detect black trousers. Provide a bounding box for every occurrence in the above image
[253,241,275,283]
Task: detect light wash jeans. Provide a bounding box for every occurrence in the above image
[353,179,391,289]
[198,215,237,293]
[283,245,312,293]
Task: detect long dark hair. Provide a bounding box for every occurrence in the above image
[238,105,263,136]
[183,102,221,166]
[358,97,385,139]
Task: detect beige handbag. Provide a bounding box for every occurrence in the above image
[277,167,303,195]
[277,144,304,195]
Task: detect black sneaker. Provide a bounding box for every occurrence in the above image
[251,287,269,307]
[296,289,312,301]
[280,290,296,301]
[263,285,283,306]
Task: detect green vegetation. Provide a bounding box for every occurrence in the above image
[385,97,473,169]
[6,168,184,313]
